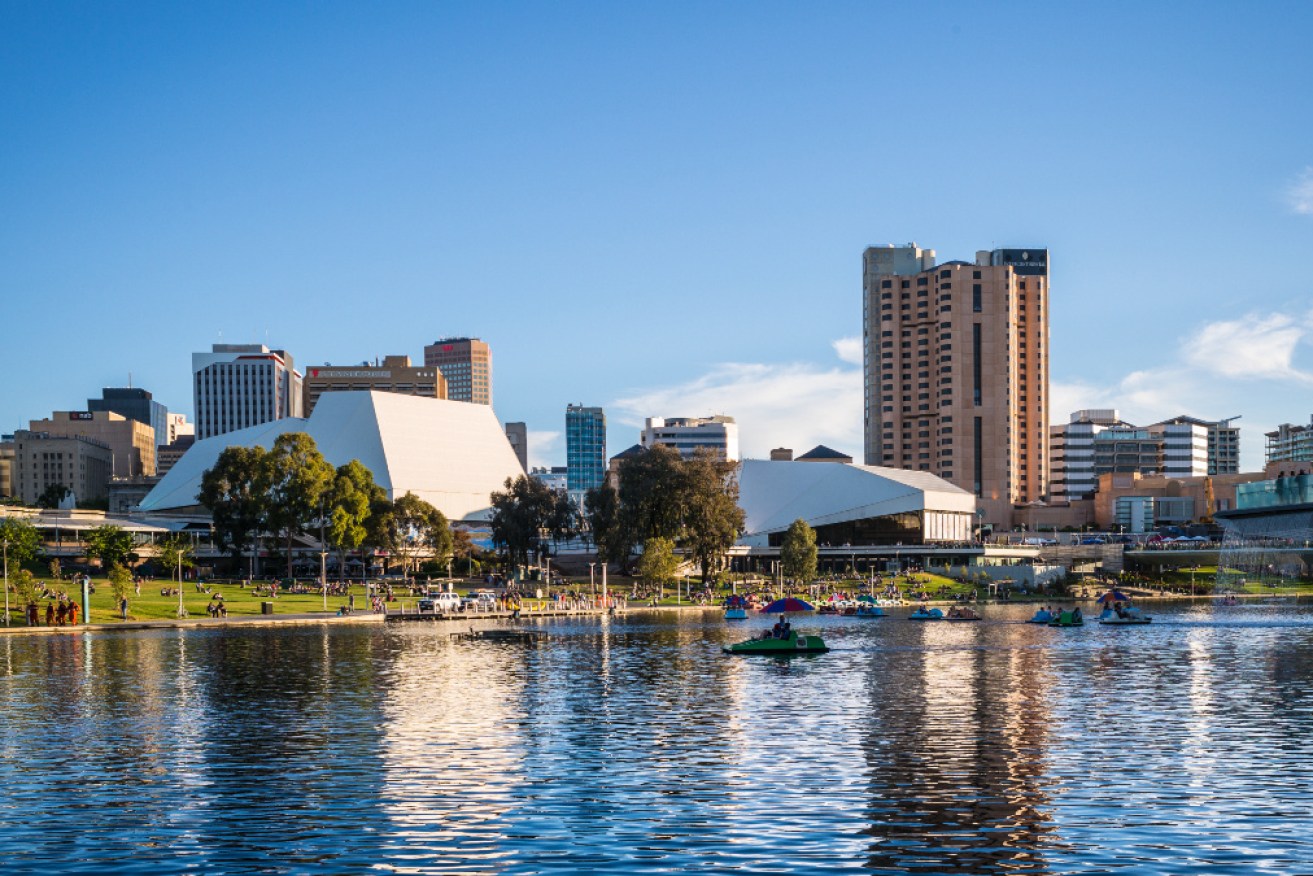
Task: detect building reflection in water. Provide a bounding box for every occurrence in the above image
[860,620,1057,874]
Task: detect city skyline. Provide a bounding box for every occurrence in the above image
[3,3,1312,472]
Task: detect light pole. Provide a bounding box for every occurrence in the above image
[319,502,328,612]
[588,562,596,603]
[176,548,185,618]
[2,537,9,627]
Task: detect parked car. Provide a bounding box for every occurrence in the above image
[463,590,498,611]
[418,592,464,613]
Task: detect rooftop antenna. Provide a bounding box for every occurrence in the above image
[128,371,133,389]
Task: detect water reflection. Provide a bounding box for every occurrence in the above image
[0,604,1311,873]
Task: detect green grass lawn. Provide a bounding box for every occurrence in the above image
[7,578,385,625]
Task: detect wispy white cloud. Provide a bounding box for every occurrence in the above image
[832,336,863,365]
[1057,309,1313,470]
[1288,166,1313,215]
[526,430,561,471]
[1181,312,1313,383]
[611,358,863,459]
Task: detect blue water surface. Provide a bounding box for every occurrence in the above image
[1,600,1311,874]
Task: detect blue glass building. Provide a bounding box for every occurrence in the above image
[566,405,606,493]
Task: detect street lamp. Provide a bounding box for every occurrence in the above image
[588,562,596,602]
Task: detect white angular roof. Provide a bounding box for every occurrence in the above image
[737,459,975,539]
[139,391,525,521]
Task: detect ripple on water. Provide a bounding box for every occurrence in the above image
[0,603,1311,873]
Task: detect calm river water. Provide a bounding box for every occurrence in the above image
[2,601,1312,874]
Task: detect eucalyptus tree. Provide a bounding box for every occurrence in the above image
[327,460,387,578]
[199,445,272,578]
[489,475,561,571]
[0,517,40,625]
[780,518,819,585]
[387,492,452,578]
[265,433,335,580]
[84,524,135,570]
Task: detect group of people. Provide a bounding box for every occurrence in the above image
[24,598,80,627]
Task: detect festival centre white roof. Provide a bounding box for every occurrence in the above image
[138,391,526,521]
[736,459,976,545]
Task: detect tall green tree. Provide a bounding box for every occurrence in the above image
[780,518,818,585]
[199,445,272,578]
[387,492,452,578]
[617,445,689,546]
[584,485,624,567]
[637,536,679,599]
[85,524,135,569]
[327,460,386,577]
[681,450,745,586]
[108,563,133,619]
[12,569,41,609]
[489,475,561,570]
[0,517,40,625]
[265,433,335,580]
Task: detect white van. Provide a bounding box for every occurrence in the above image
[418,592,464,614]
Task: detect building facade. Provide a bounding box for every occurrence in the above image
[164,413,194,446]
[27,411,156,478]
[641,416,739,460]
[424,337,492,406]
[566,405,606,492]
[193,344,302,440]
[1051,410,1224,502]
[1208,417,1241,475]
[530,466,568,491]
[302,355,446,415]
[12,431,114,505]
[862,243,1050,527]
[504,422,528,472]
[0,435,14,497]
[88,388,167,449]
[1265,417,1313,468]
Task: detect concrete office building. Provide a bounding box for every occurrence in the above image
[504,422,528,472]
[641,416,740,461]
[27,411,155,478]
[0,435,14,497]
[88,388,167,448]
[862,243,1049,528]
[1265,417,1313,468]
[193,344,302,440]
[1050,410,1223,503]
[424,337,492,406]
[11,431,114,505]
[1208,417,1241,475]
[302,355,446,415]
[566,405,606,493]
[530,467,569,492]
[164,413,194,446]
[155,435,195,478]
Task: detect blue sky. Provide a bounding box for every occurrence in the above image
[3,1,1312,472]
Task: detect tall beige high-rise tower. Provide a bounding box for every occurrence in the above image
[424,337,492,406]
[862,244,1049,528]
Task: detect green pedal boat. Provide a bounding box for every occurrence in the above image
[723,630,830,655]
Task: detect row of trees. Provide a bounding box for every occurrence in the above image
[488,475,579,571]
[199,433,463,579]
[583,445,746,583]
